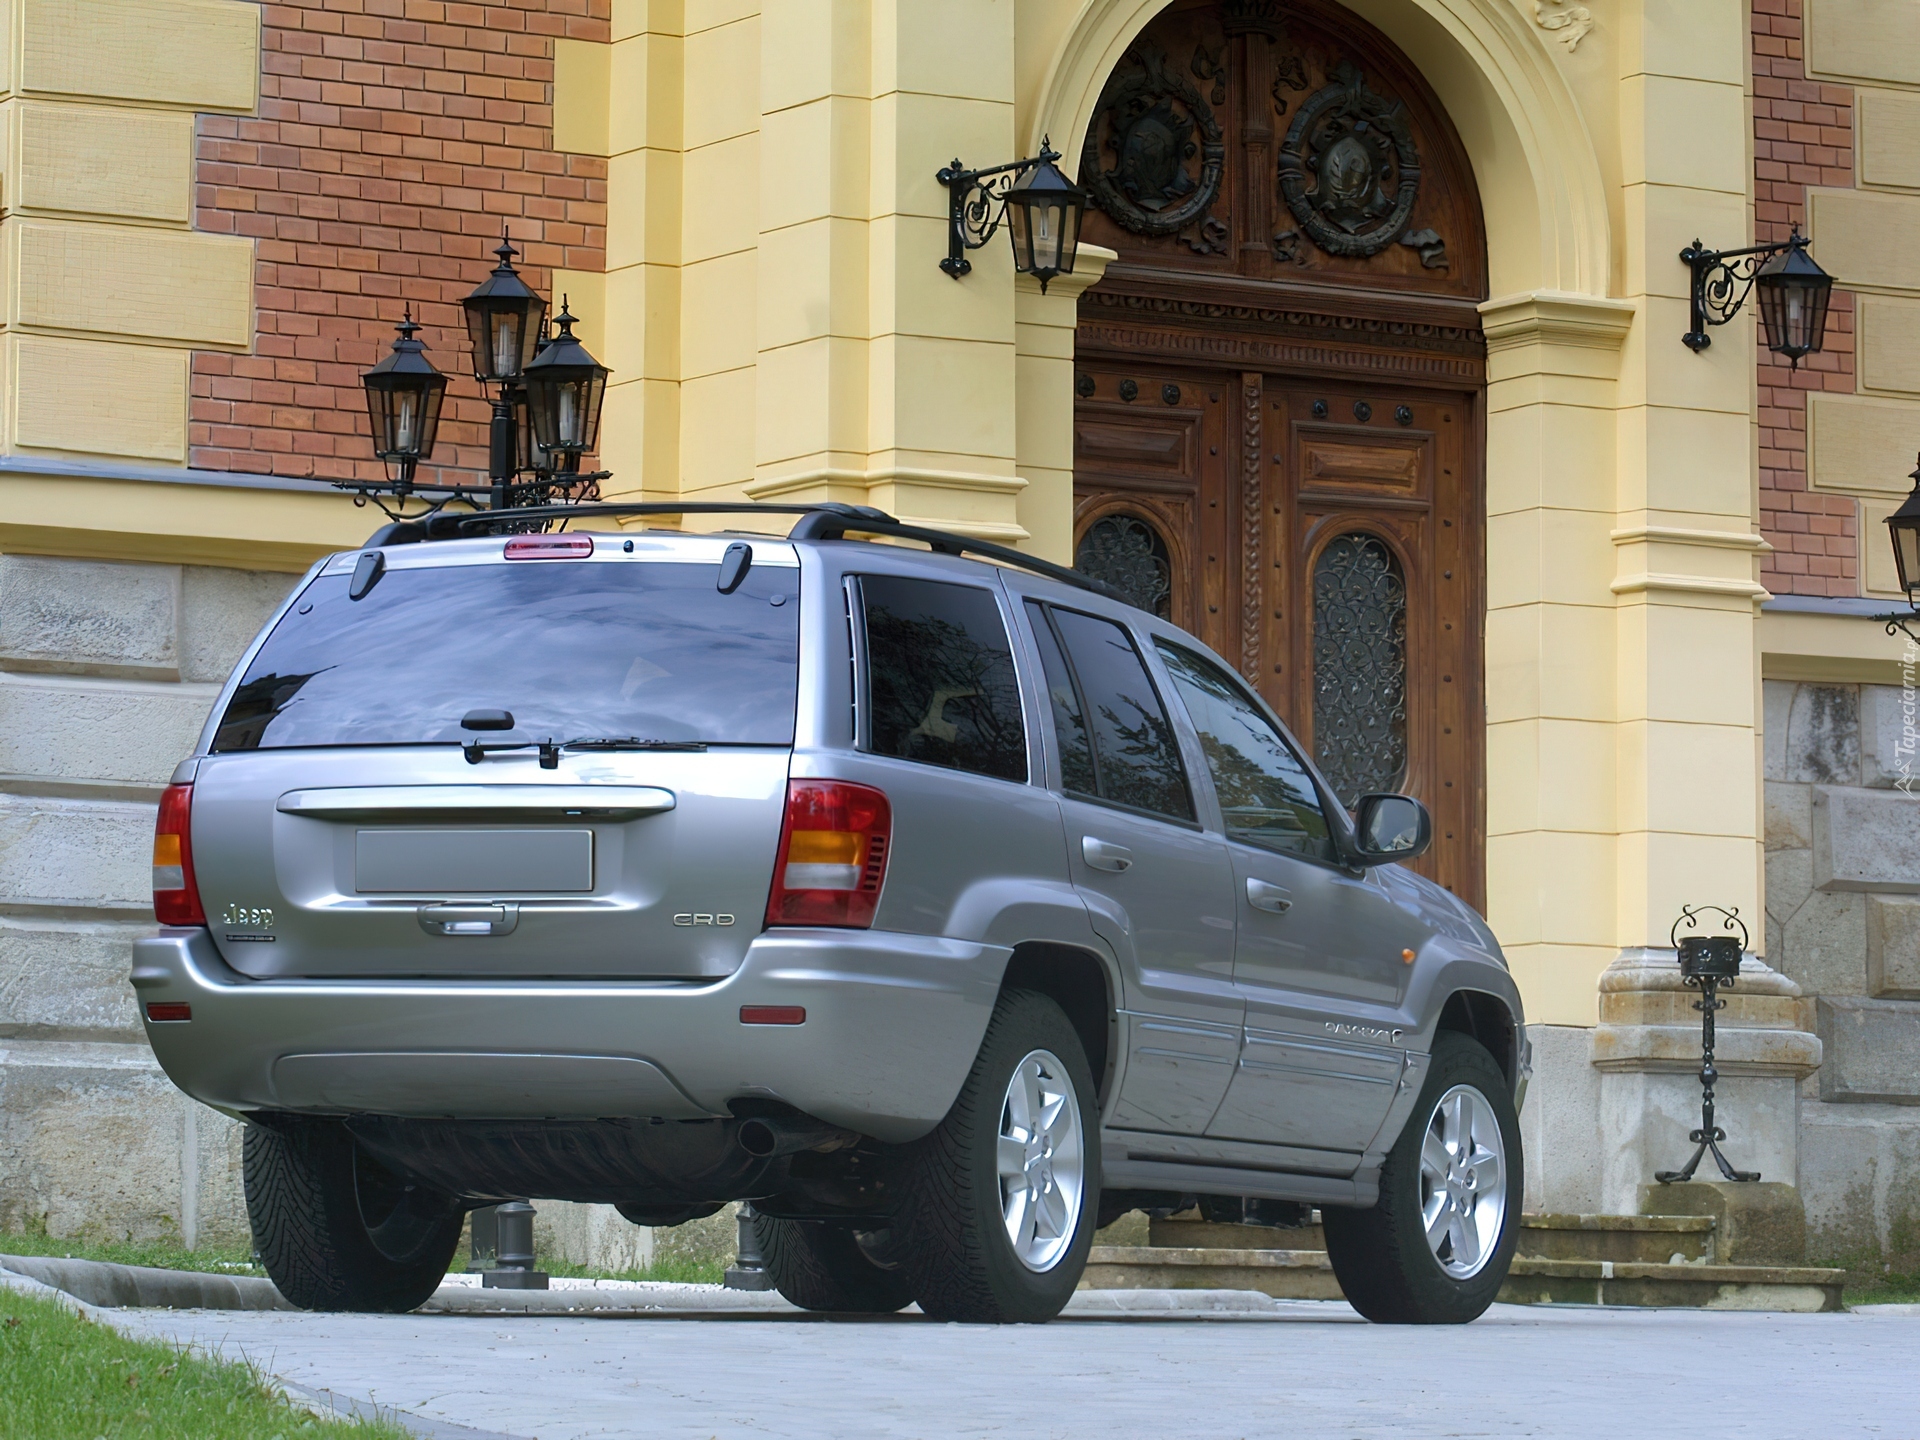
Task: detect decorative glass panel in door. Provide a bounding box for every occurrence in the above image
[1310,532,1408,805]
[1075,513,1173,619]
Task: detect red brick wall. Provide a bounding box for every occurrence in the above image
[190,0,609,489]
[1753,0,1858,598]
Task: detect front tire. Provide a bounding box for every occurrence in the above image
[245,1118,463,1313]
[1322,1031,1522,1324]
[891,989,1100,1323]
[751,1215,915,1313]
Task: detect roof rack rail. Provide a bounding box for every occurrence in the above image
[361,501,1127,605]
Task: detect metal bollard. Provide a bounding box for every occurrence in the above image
[481,1199,550,1289]
[723,1202,774,1291]
[466,1203,498,1273]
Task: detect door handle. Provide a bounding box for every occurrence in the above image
[1082,837,1134,873]
[418,903,519,937]
[1246,878,1293,914]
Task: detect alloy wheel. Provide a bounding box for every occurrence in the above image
[994,1048,1085,1273]
[1418,1083,1507,1279]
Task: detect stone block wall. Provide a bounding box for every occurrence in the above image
[1764,677,1920,1270]
[0,552,297,1248]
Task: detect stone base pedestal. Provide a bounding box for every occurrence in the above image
[1639,1180,1808,1266]
[1591,947,1821,1217]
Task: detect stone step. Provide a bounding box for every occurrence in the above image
[1148,1210,1718,1266]
[1147,1216,1325,1251]
[1518,1212,1716,1264]
[1083,1245,1847,1312]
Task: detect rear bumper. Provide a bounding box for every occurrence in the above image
[131,927,1010,1144]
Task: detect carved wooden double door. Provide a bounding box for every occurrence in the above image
[1069,0,1487,907]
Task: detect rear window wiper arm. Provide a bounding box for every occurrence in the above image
[462,736,708,768]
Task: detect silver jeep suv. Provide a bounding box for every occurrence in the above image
[134,503,1527,1324]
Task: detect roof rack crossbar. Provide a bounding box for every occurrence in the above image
[365,500,1125,605]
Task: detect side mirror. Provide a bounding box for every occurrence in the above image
[1351,793,1432,865]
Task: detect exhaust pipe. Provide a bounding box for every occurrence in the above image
[737,1116,861,1159]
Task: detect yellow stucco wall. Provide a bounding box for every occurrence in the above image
[14,0,1915,1027]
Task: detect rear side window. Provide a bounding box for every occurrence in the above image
[1031,603,1193,822]
[858,575,1026,783]
[212,559,799,751]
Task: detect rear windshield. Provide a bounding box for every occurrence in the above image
[211,559,799,751]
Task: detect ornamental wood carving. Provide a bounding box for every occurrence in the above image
[1076,0,1486,302]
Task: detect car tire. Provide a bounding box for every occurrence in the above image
[1322,1031,1522,1324]
[244,1118,464,1313]
[891,988,1100,1324]
[750,1214,916,1314]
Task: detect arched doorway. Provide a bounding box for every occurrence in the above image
[1070,0,1487,908]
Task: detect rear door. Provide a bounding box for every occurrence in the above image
[188,536,801,980]
[1154,641,1420,1154]
[1022,600,1240,1136]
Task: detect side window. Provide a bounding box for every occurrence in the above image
[1039,605,1194,822]
[1024,601,1097,795]
[859,575,1026,782]
[1157,642,1333,862]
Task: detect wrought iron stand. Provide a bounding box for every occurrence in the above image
[1655,906,1761,1185]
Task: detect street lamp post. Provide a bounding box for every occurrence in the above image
[343,230,612,524]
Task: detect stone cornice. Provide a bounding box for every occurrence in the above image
[1477,289,1637,354]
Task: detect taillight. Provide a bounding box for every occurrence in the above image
[504,535,594,559]
[153,784,207,927]
[765,780,890,928]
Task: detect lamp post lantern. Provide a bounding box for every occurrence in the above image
[360,309,447,494]
[461,236,550,509]
[520,298,611,468]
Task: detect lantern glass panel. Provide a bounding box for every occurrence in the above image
[1754,245,1833,362]
[1895,521,1920,600]
[1889,496,1920,601]
[526,371,608,454]
[464,299,545,384]
[363,376,444,461]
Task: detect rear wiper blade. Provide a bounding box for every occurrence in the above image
[562,737,708,752]
[461,736,708,767]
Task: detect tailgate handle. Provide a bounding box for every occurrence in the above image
[280,785,675,820]
[418,903,520,937]
[1246,878,1293,914]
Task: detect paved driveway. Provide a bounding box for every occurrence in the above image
[105,1299,1920,1440]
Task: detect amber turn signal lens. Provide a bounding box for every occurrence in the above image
[145,1002,192,1023]
[1401,948,1417,964]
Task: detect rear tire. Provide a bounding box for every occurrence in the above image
[1322,1031,1522,1324]
[244,1118,463,1313]
[750,1215,915,1314]
[891,989,1099,1323]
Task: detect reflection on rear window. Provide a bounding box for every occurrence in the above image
[212,560,799,751]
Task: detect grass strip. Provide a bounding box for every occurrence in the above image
[0,1227,264,1278]
[0,1285,409,1439]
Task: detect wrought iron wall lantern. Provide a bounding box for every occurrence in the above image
[348,232,614,525]
[1873,453,1920,644]
[1680,225,1833,366]
[1655,905,1761,1186]
[936,139,1087,292]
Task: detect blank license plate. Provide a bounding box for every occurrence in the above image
[354,829,594,894]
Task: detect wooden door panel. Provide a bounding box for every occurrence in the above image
[1072,366,1235,656]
